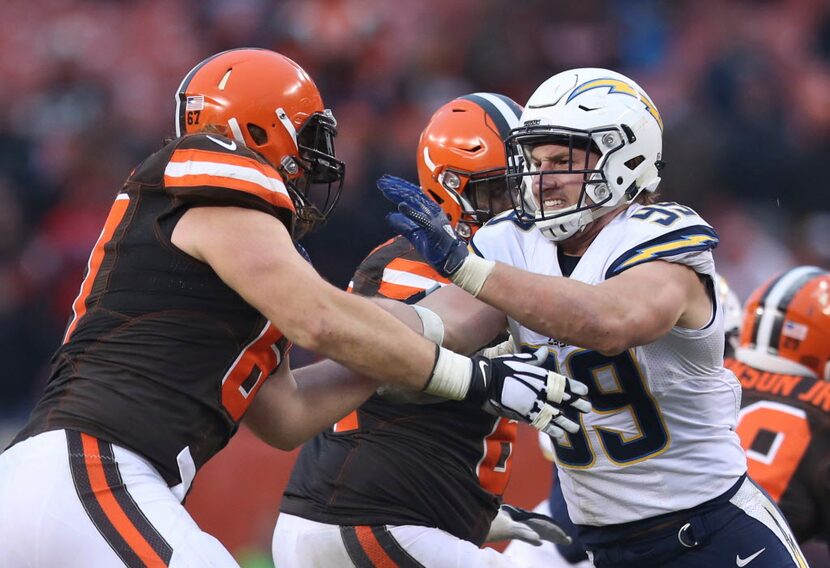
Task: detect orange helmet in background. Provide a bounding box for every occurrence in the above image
[417,93,523,238]
[175,48,345,230]
[737,266,830,380]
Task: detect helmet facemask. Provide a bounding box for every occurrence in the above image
[279,110,345,237]
[506,125,636,241]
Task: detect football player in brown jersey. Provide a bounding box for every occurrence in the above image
[730,266,830,547]
[275,94,578,567]
[0,49,582,567]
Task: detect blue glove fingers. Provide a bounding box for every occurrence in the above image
[397,189,443,219]
[388,213,435,259]
[378,175,443,218]
[398,201,438,230]
[377,175,421,203]
[387,212,422,237]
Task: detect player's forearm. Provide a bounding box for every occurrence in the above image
[367,297,424,334]
[418,286,507,354]
[289,289,437,389]
[368,294,505,355]
[477,263,632,354]
[245,360,378,450]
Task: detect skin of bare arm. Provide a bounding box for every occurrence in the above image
[363,291,507,404]
[243,356,379,450]
[171,206,439,389]
[475,259,712,355]
[369,288,507,355]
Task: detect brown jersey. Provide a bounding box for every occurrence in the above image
[281,235,517,545]
[728,358,830,542]
[11,133,294,487]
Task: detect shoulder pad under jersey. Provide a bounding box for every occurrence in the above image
[604,202,718,279]
[349,235,449,302]
[133,133,296,221]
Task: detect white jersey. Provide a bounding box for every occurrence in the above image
[471,202,747,526]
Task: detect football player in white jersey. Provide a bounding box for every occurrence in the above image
[502,273,747,568]
[379,68,808,567]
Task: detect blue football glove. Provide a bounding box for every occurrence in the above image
[378,175,469,277]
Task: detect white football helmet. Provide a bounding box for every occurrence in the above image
[715,273,743,357]
[506,68,664,241]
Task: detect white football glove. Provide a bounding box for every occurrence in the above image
[486,503,572,546]
[473,348,591,440]
[425,346,590,438]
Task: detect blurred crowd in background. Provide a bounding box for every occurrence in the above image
[1,0,829,425]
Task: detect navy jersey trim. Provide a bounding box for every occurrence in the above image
[605,225,719,279]
[483,209,533,230]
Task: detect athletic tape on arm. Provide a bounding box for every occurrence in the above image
[452,255,495,296]
[413,305,445,346]
[424,347,472,400]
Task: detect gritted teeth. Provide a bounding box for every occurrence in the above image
[543,199,567,209]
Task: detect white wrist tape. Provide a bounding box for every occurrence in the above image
[424,347,472,400]
[477,336,515,358]
[451,255,495,297]
[546,371,566,404]
[531,403,556,431]
[413,305,444,346]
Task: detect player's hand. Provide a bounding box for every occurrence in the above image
[476,335,515,358]
[378,175,469,277]
[468,348,592,439]
[485,504,572,546]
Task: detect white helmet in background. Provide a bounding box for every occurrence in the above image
[715,274,743,357]
[506,68,664,241]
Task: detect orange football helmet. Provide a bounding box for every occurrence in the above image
[417,93,522,238]
[737,266,830,380]
[175,48,345,230]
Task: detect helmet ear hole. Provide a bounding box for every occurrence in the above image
[625,156,645,170]
[247,123,268,145]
